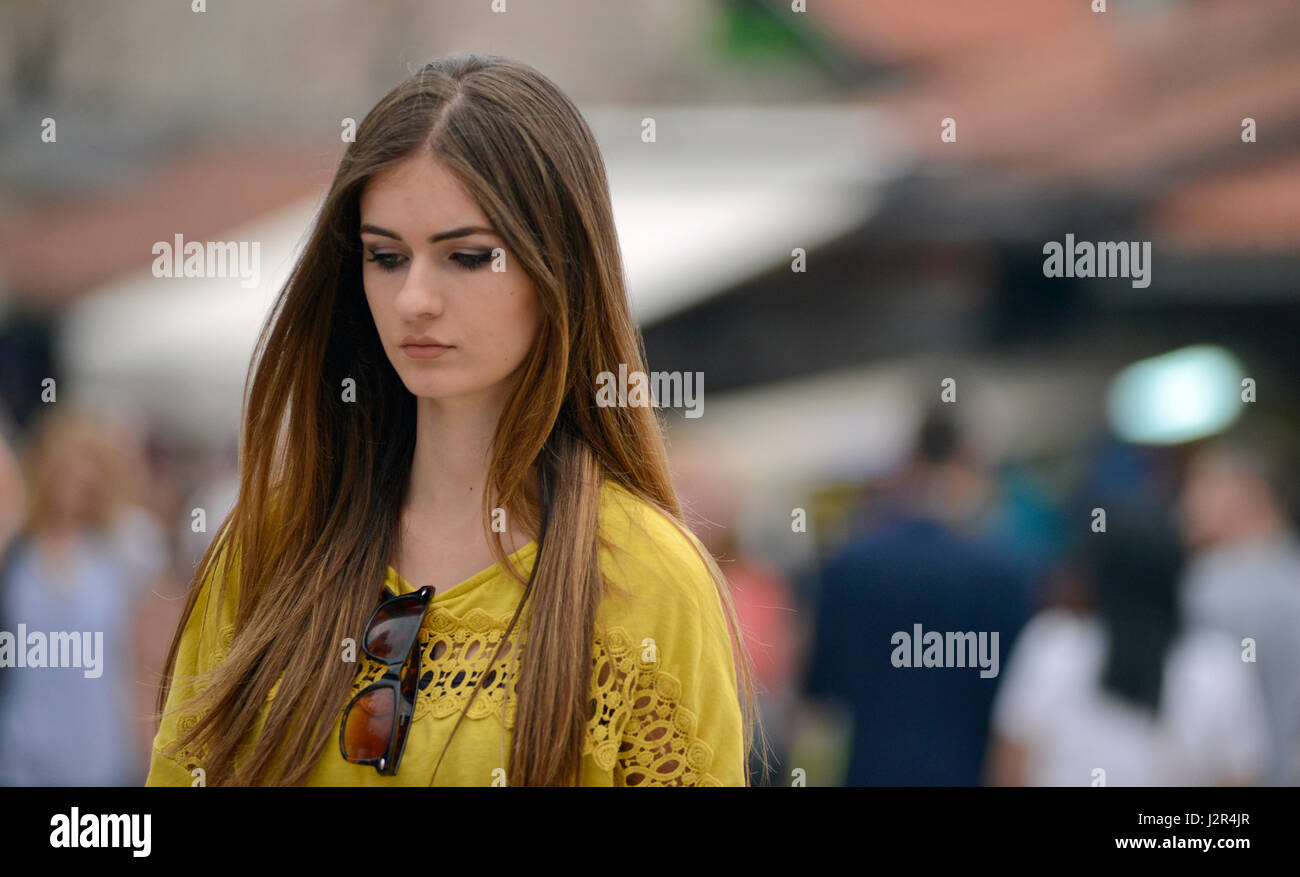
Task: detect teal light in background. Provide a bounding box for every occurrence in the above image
[1106,345,1247,445]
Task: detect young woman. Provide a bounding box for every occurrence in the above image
[147,54,761,786]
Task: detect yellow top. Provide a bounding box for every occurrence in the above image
[146,479,745,786]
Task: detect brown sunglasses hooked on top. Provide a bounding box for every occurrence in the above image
[339,584,434,775]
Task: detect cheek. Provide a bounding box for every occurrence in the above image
[491,282,541,355]
[362,281,393,335]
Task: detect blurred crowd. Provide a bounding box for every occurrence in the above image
[677,406,1299,787]
[0,394,1296,787]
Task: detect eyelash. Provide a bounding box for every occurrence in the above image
[364,251,492,272]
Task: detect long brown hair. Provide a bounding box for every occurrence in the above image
[155,53,765,786]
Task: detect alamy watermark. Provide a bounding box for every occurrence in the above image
[50,807,150,857]
[1042,234,1151,288]
[152,233,260,288]
[0,626,103,678]
[890,624,1000,678]
[595,363,703,418]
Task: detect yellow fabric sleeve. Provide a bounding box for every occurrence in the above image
[145,531,240,786]
[594,484,747,786]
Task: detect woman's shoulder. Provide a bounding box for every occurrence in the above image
[595,478,722,624]
[598,477,690,542]
[597,478,709,571]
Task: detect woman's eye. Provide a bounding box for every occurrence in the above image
[365,251,405,272]
[451,251,493,271]
[364,250,493,272]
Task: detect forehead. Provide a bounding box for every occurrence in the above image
[359,153,486,224]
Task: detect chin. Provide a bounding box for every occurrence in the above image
[401,380,459,399]
[398,375,484,401]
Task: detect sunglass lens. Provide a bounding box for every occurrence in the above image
[366,596,426,660]
[342,685,396,762]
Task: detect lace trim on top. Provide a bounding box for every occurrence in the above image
[166,610,723,786]
[348,606,723,785]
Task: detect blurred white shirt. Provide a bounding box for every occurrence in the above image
[1181,528,1300,785]
[992,607,1270,786]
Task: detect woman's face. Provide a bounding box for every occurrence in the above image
[47,440,107,527]
[1177,454,1262,548]
[359,152,542,407]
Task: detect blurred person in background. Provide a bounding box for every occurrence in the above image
[976,459,1067,595]
[1177,420,1300,785]
[130,437,238,753]
[0,406,23,559]
[0,405,27,709]
[987,481,1270,786]
[132,439,240,752]
[0,405,170,785]
[801,406,1032,785]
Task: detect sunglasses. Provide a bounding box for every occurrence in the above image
[339,584,434,775]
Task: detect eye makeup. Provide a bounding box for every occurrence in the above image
[363,249,494,272]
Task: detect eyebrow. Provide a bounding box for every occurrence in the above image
[359,223,498,243]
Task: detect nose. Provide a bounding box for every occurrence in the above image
[393,255,445,320]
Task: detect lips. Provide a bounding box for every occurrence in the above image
[400,339,453,359]
[400,335,451,347]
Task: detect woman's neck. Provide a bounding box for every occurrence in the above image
[406,394,500,528]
